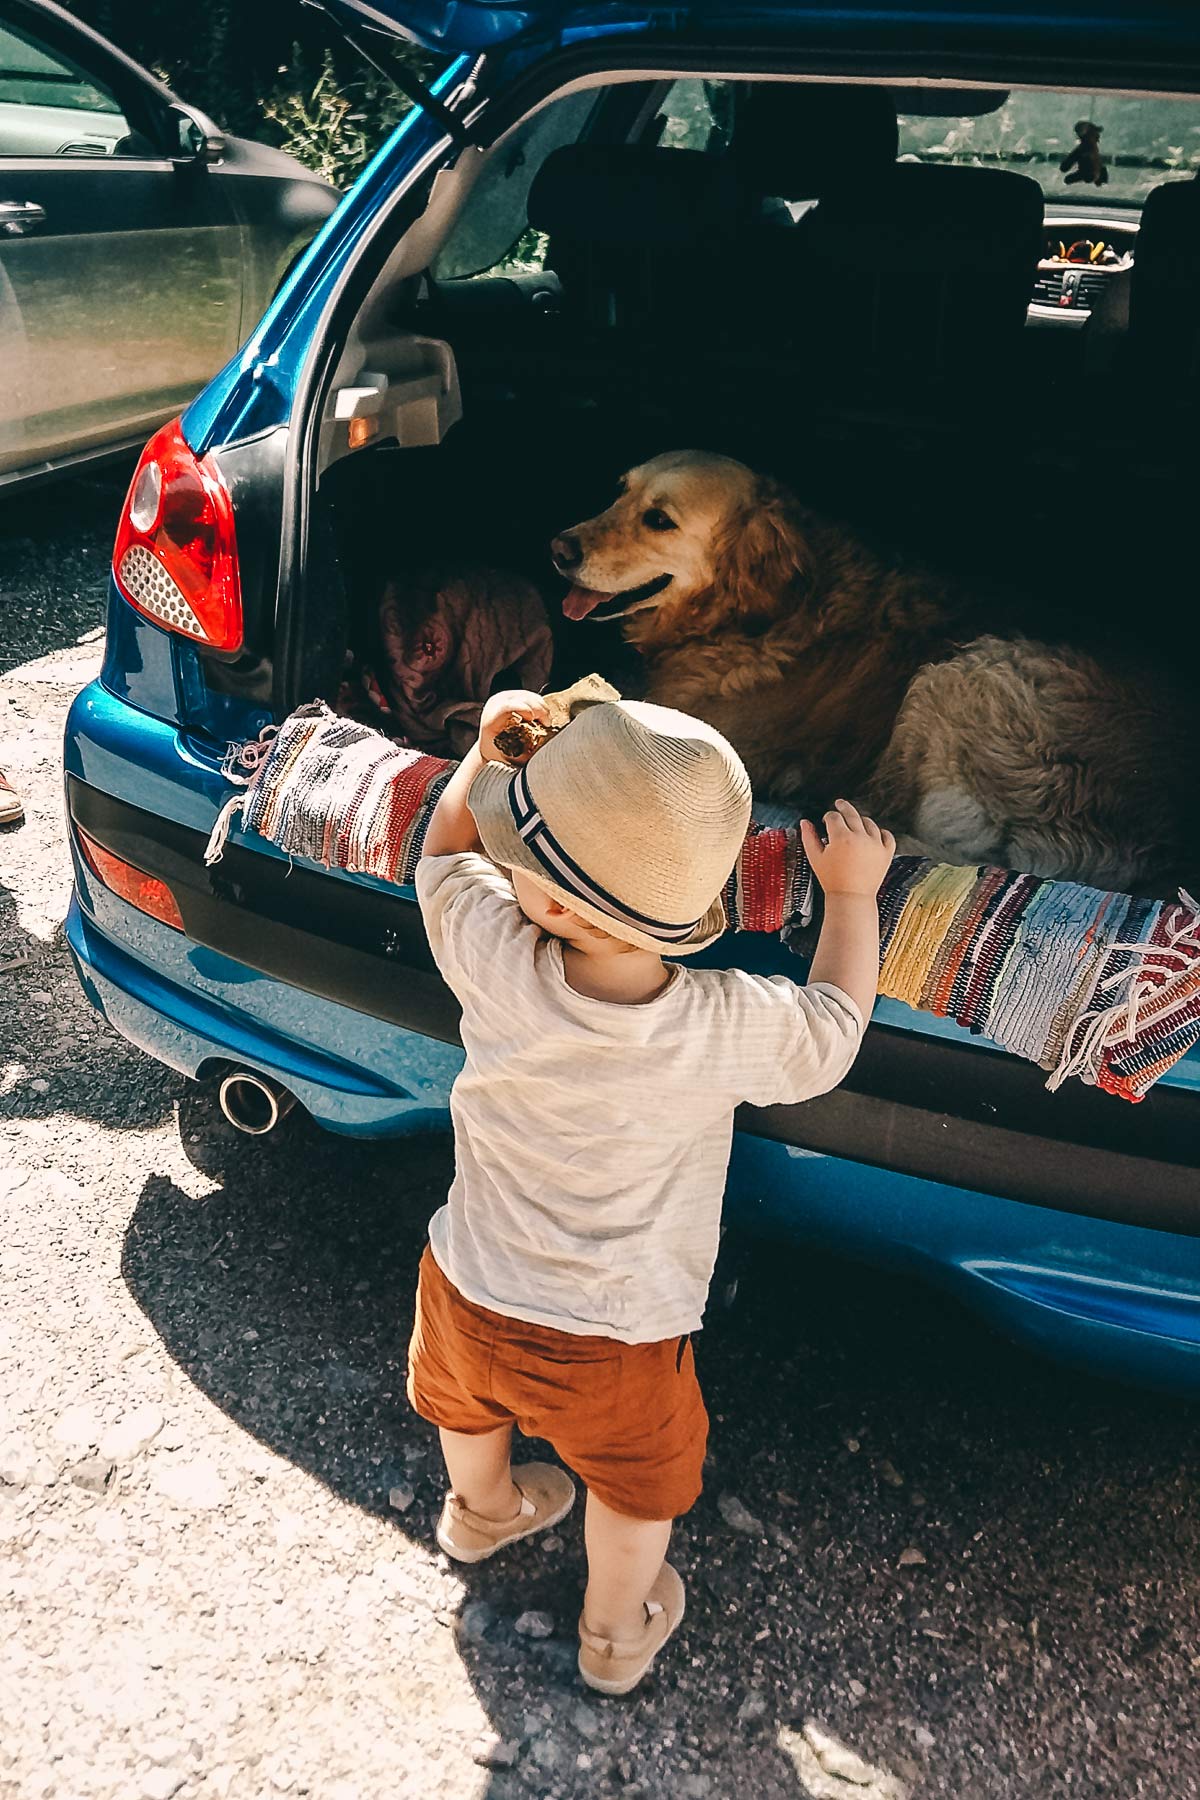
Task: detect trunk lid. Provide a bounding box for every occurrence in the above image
[321,0,1200,66]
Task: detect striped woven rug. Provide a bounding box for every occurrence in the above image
[205,703,1200,1103]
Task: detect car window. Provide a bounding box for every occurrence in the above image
[896,90,1200,207]
[430,80,736,283]
[0,19,145,158]
[649,79,734,154]
[431,90,604,281]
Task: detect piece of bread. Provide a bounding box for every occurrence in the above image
[494,673,620,765]
[494,715,556,762]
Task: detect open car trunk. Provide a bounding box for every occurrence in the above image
[262,70,1200,1189]
[312,401,1198,839]
[301,77,1199,839]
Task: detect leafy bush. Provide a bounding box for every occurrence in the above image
[503,228,550,272]
[262,49,413,189]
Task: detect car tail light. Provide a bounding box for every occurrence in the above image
[76,828,185,932]
[112,418,243,651]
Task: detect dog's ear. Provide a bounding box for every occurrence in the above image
[709,478,813,630]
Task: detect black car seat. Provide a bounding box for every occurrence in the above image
[731,83,900,344]
[1125,173,1200,389]
[734,82,900,220]
[732,84,1043,397]
[806,161,1045,395]
[526,143,746,347]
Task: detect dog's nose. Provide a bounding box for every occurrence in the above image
[551,533,582,572]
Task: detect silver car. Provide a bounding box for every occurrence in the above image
[0,0,339,486]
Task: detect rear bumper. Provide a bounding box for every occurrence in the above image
[66,893,1200,1391]
[63,680,1200,1388]
[729,1134,1200,1393]
[65,893,460,1136]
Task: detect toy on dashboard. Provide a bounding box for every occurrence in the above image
[1048,237,1122,266]
[1059,119,1108,188]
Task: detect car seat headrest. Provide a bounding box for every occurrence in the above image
[733,83,899,197]
[528,145,743,247]
[813,162,1044,268]
[1139,173,1200,233]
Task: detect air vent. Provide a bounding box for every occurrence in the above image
[1032,271,1063,305]
[1074,271,1111,309]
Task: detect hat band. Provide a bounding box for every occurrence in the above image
[508,766,701,944]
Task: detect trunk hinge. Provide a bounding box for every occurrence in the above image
[300,0,474,150]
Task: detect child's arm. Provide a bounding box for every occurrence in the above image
[800,799,895,1021]
[420,689,553,860]
[421,742,487,858]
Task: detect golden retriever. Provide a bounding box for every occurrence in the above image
[552,451,1189,892]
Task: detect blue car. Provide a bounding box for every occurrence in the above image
[64,0,1200,1390]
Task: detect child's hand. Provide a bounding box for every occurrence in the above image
[801,800,896,897]
[478,690,553,764]
[424,690,552,857]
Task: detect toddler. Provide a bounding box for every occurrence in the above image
[409,688,893,1693]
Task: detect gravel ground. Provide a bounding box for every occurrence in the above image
[3,478,1200,1800]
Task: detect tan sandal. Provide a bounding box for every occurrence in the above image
[0,771,23,827]
[578,1562,686,1695]
[436,1462,575,1564]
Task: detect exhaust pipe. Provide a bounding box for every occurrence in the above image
[218,1069,297,1136]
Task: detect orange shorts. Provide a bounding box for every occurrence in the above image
[407,1246,707,1520]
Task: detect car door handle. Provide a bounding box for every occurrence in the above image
[0,200,47,235]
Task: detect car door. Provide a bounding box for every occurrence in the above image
[0,1,242,480]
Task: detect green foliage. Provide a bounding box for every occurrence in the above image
[262,48,413,189]
[502,226,549,272]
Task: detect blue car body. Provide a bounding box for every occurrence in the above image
[64,0,1200,1389]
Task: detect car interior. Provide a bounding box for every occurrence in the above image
[305,75,1198,875]
[0,18,151,156]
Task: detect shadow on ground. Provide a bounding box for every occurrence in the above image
[0,472,128,677]
[0,878,184,1132]
[120,1100,1200,1798]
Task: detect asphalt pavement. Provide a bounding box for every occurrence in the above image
[2,477,1198,1800]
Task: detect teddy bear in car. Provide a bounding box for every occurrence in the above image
[1060,120,1108,187]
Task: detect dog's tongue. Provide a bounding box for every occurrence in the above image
[562,585,607,621]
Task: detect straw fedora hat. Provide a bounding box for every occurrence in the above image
[468,699,751,955]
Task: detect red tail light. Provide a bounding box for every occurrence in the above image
[112,418,243,651]
[76,829,185,933]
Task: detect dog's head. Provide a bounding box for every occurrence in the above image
[551,451,811,639]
